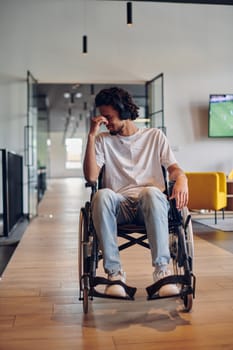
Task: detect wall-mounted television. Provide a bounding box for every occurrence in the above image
[208,94,233,138]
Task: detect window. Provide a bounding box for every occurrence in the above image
[65,138,82,169]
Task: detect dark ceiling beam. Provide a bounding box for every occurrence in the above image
[107,0,233,5]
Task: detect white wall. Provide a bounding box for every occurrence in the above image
[165,71,233,173]
[0,0,233,181]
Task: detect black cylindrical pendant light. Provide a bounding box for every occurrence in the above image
[127,2,133,26]
[82,35,87,54]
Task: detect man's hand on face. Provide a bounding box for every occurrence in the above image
[89,115,109,136]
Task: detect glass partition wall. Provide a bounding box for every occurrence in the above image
[146,73,165,133]
[25,71,38,219]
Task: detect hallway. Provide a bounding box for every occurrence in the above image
[0,178,233,349]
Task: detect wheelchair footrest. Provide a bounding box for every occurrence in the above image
[90,276,137,300]
[146,274,191,300]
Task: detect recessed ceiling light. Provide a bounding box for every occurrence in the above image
[75,92,82,98]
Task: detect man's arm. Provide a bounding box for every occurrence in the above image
[83,134,100,182]
[167,163,188,209]
[83,115,108,182]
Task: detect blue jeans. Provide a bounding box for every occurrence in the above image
[91,187,170,275]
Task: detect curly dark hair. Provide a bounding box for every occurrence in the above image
[95,86,139,120]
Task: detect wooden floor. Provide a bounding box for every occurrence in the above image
[1,178,233,350]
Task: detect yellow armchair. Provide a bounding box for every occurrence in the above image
[185,172,227,224]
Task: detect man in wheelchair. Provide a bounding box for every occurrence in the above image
[83,87,188,299]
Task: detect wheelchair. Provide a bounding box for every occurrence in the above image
[78,171,196,314]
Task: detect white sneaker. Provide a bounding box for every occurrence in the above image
[105,270,127,297]
[153,268,180,297]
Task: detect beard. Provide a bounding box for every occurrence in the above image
[109,123,124,135]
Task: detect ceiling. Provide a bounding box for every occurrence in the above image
[4,0,229,85]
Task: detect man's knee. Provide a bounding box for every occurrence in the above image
[139,187,163,201]
[92,188,116,208]
[139,187,168,211]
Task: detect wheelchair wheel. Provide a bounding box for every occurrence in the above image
[83,287,89,314]
[181,206,194,270]
[183,291,193,312]
[169,230,179,275]
[169,207,195,312]
[182,208,195,312]
[78,204,91,314]
[174,224,194,312]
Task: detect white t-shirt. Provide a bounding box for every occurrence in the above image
[95,128,177,197]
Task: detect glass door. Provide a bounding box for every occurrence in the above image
[25,71,38,219]
[145,73,165,133]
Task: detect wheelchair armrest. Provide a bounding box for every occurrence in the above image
[85,181,98,194]
[85,181,97,188]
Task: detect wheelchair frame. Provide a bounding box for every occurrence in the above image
[78,178,196,314]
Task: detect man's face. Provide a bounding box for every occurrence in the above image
[99,105,125,135]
